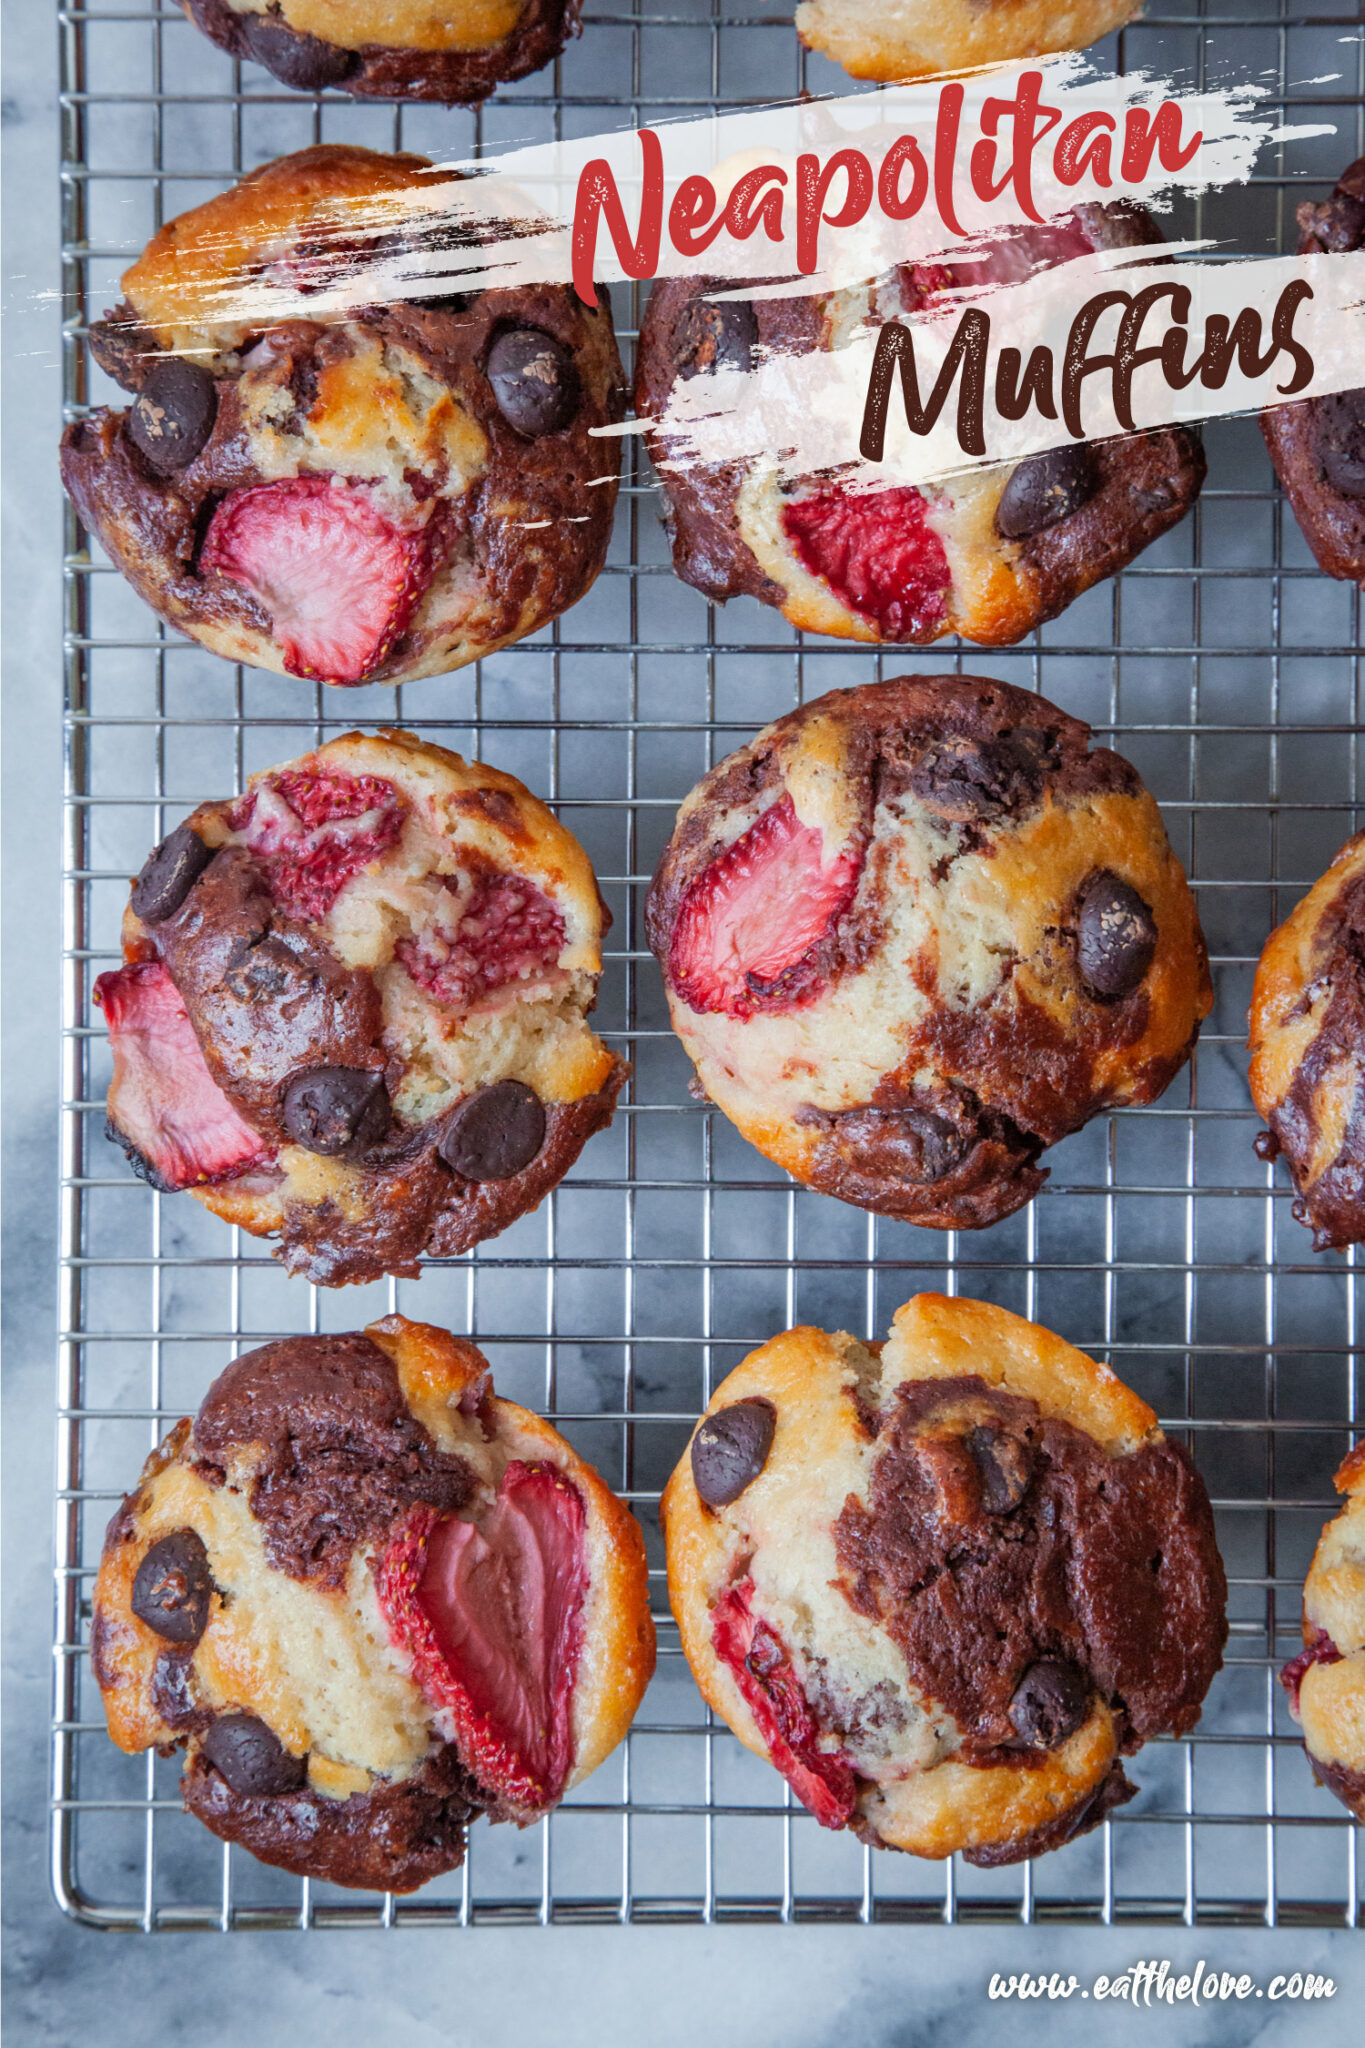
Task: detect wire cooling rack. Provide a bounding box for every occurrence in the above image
[55,0,1365,1930]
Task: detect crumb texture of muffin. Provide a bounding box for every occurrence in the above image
[1262,157,1365,591]
[663,1293,1227,1864]
[795,0,1140,85]
[1249,830,1365,1251]
[61,147,623,688]
[646,676,1211,1231]
[183,0,581,103]
[635,204,1203,649]
[1280,1442,1365,1822]
[92,1315,656,1891]
[93,729,628,1284]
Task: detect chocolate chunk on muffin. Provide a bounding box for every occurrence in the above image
[184,0,581,104]
[635,205,1203,647]
[663,1294,1227,1864]
[93,730,627,1285]
[646,677,1211,1231]
[1249,830,1365,1251]
[795,0,1139,85]
[92,1316,656,1891]
[1280,1442,1365,1823]
[61,147,623,688]
[1262,157,1365,591]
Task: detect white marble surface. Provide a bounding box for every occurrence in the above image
[3,7,1362,2038]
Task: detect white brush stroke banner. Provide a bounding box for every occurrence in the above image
[640,247,1365,492]
[200,53,1332,329]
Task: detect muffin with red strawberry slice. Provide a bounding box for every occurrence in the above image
[635,205,1202,647]
[92,1314,656,1892]
[1280,1442,1365,1823]
[663,1294,1225,1864]
[94,729,627,1284]
[646,677,1210,1231]
[61,146,623,689]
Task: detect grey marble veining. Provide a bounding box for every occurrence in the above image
[3,0,1362,2036]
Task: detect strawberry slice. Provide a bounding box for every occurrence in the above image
[1280,1628,1343,1716]
[783,484,951,641]
[396,871,567,1012]
[202,476,433,686]
[711,1579,857,1830]
[230,761,406,922]
[668,794,863,1019]
[376,1461,588,1812]
[902,218,1097,308]
[95,962,272,1191]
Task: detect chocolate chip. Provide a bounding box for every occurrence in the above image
[126,359,218,474]
[1299,190,1365,253]
[1074,870,1157,1000]
[1132,480,1178,514]
[130,1529,214,1647]
[241,14,358,89]
[486,329,578,436]
[281,1066,390,1160]
[151,1650,206,1731]
[130,823,215,924]
[995,443,1099,539]
[678,298,759,379]
[691,1398,777,1507]
[201,1714,306,1797]
[1009,1660,1090,1749]
[438,1081,546,1181]
[891,1106,969,1183]
[965,1424,1032,1513]
[905,727,1052,822]
[1315,387,1365,500]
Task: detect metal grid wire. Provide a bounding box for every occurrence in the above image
[55,0,1365,1929]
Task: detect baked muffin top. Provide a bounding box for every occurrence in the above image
[664,1294,1227,1863]
[95,729,627,1284]
[647,676,1211,1230]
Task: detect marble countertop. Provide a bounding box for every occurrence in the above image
[2,9,1359,2039]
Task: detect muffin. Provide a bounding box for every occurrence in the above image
[92,1315,656,1891]
[1249,831,1365,1251]
[796,0,1140,85]
[635,204,1203,647]
[183,0,580,103]
[1281,1442,1365,1823]
[93,730,627,1285]
[663,1294,1227,1863]
[61,147,623,688]
[646,677,1210,1231]
[1262,157,1365,591]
